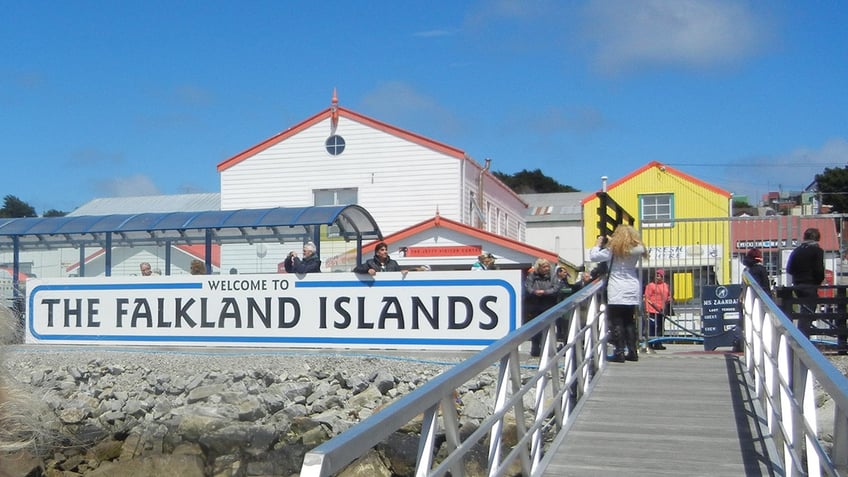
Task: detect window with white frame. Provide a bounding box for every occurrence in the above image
[314,188,358,206]
[640,193,673,227]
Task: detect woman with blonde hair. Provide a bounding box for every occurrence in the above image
[589,224,649,363]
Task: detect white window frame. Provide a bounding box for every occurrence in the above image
[314,188,358,206]
[640,193,674,228]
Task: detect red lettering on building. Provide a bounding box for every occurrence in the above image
[403,246,482,257]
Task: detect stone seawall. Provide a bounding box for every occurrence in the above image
[0,347,504,477]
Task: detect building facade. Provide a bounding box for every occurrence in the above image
[216,92,529,272]
[581,161,732,303]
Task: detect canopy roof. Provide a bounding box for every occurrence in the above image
[0,205,382,251]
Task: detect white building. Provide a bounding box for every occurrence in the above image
[521,192,586,268]
[215,92,531,273]
[218,92,527,238]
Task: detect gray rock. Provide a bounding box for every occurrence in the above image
[85,453,206,477]
[337,449,392,477]
[348,385,383,409]
[237,396,267,421]
[186,383,228,403]
[372,371,396,395]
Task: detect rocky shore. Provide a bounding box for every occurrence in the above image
[1,343,845,477]
[0,346,504,477]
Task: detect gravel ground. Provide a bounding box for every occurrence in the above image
[1,345,479,385]
[2,343,844,384]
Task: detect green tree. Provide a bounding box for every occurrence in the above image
[0,195,37,218]
[493,168,579,194]
[732,197,751,208]
[815,166,848,213]
[43,209,67,217]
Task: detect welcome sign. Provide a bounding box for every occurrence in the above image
[26,271,522,350]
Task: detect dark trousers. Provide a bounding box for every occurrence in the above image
[648,312,665,337]
[524,307,544,355]
[793,285,819,337]
[607,304,638,356]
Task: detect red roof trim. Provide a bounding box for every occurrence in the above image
[176,244,221,267]
[217,106,466,172]
[580,161,732,205]
[65,249,106,272]
[363,215,558,263]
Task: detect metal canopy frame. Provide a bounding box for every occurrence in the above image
[0,205,382,299]
[0,205,381,250]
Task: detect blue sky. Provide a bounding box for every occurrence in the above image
[2,0,846,214]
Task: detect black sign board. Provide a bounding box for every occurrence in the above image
[701,284,742,351]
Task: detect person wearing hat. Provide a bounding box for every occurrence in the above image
[643,269,670,350]
[471,252,497,271]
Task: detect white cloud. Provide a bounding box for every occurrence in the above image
[67,148,125,167]
[523,106,609,136]
[360,82,464,139]
[94,174,161,197]
[173,83,214,107]
[412,29,458,38]
[719,138,848,200]
[580,0,773,74]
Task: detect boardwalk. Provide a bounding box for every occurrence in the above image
[543,345,780,477]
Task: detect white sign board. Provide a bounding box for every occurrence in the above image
[25,271,522,350]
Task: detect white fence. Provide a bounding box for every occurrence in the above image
[741,270,848,476]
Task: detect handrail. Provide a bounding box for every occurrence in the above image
[300,280,609,477]
[741,271,848,476]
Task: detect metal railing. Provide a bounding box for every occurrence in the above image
[299,280,608,477]
[741,271,848,476]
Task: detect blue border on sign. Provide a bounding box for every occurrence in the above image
[27,278,517,346]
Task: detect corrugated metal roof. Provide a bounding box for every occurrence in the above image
[520,192,586,223]
[69,193,221,216]
[0,204,382,251]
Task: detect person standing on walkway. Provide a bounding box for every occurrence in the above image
[786,228,825,337]
[644,269,670,350]
[190,259,207,275]
[139,262,152,277]
[284,241,322,274]
[742,248,770,292]
[353,242,403,275]
[471,252,496,271]
[590,224,649,363]
[523,258,560,357]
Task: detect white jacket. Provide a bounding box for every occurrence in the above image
[589,245,646,306]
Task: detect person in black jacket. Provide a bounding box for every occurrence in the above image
[786,228,825,336]
[742,248,770,293]
[284,241,322,274]
[353,242,402,275]
[524,258,560,357]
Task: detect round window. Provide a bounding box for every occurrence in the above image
[325,135,346,156]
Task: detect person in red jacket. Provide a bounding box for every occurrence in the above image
[644,269,670,350]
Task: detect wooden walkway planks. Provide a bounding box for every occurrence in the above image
[543,346,779,477]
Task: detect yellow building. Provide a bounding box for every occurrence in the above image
[581,161,732,304]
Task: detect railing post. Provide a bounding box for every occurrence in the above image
[833,405,848,474]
